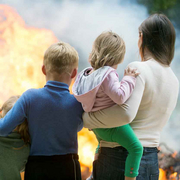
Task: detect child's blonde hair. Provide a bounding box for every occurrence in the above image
[44,42,79,74]
[90,31,126,70]
[0,96,30,144]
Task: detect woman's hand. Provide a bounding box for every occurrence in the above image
[124,67,140,77]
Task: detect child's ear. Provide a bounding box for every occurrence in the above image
[42,65,46,75]
[71,68,77,79]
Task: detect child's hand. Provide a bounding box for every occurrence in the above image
[124,67,140,77]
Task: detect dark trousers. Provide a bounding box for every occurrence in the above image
[25,154,81,180]
[93,147,159,180]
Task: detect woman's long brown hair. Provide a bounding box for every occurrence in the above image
[139,13,176,65]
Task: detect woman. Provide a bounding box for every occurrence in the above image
[83,14,179,180]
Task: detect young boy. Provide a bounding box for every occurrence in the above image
[0,42,83,180]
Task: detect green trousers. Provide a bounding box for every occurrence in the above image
[93,124,143,177]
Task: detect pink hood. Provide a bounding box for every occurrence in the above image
[72,66,116,112]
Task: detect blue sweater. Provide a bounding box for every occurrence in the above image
[0,81,83,156]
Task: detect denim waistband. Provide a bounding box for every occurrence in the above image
[143,147,159,153]
[100,146,159,154]
[100,146,127,154]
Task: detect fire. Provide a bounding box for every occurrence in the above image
[169,172,178,180]
[159,169,179,180]
[158,147,180,180]
[78,129,97,169]
[172,151,178,158]
[159,169,167,180]
[0,4,96,179]
[0,4,58,104]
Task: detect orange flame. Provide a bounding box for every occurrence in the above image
[159,168,167,180]
[0,4,97,179]
[159,167,179,180]
[172,151,177,158]
[169,172,178,180]
[0,5,58,104]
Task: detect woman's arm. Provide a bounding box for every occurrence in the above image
[82,64,145,129]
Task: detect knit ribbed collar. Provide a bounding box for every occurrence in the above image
[45,81,69,91]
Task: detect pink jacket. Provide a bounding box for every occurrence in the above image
[73,66,136,112]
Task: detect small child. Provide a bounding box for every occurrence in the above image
[0,95,30,180]
[0,42,83,180]
[73,31,143,180]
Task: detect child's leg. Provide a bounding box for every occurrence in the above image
[93,125,143,178]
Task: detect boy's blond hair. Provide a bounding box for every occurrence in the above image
[44,42,79,74]
[0,96,30,144]
[90,31,126,70]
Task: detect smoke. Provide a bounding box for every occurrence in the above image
[0,0,148,70]
[0,0,180,150]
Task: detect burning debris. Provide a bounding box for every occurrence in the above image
[158,143,180,180]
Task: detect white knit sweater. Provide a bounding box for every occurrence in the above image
[83,59,179,147]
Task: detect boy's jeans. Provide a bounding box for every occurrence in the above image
[93,146,159,180]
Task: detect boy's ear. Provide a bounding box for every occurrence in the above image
[71,68,77,79]
[42,65,46,75]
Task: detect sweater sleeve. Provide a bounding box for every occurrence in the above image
[82,63,145,129]
[77,115,84,132]
[0,92,29,136]
[101,72,136,105]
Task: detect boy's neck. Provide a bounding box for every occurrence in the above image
[45,73,71,86]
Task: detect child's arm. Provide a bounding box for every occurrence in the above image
[0,92,28,136]
[83,71,145,129]
[101,67,139,105]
